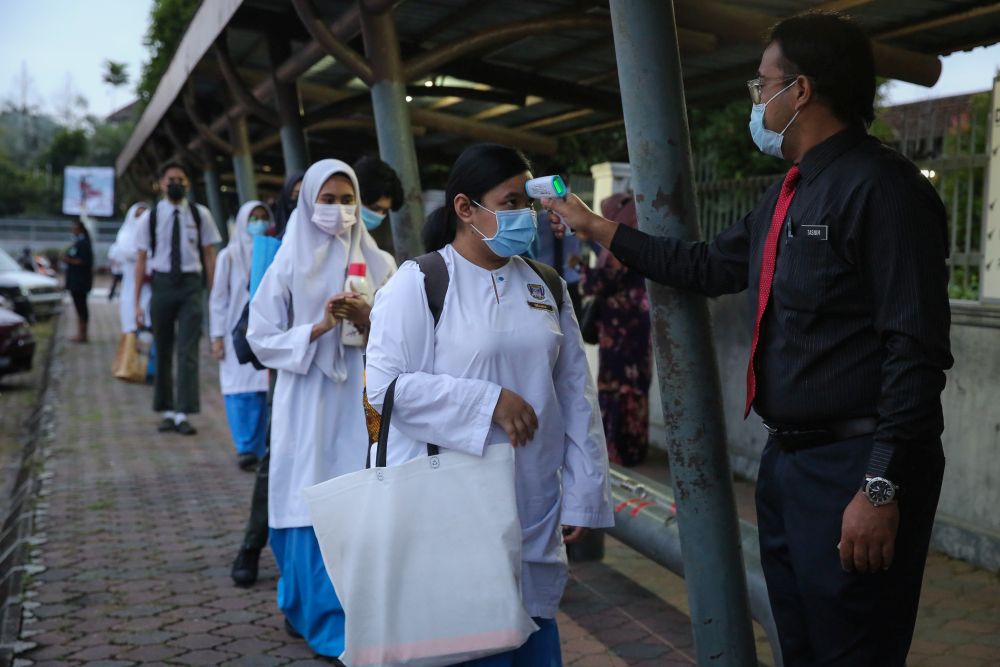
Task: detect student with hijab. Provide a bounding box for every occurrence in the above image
[209,201,272,471]
[366,143,613,665]
[62,219,94,343]
[108,203,151,334]
[231,171,302,587]
[247,159,396,658]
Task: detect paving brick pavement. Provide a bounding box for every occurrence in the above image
[12,299,999,666]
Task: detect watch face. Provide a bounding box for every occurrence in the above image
[867,478,895,504]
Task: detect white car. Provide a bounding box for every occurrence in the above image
[0,248,62,321]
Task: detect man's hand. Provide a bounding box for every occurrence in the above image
[562,526,588,544]
[492,388,538,447]
[330,292,371,327]
[135,305,145,329]
[839,491,899,573]
[211,338,225,360]
[541,194,617,248]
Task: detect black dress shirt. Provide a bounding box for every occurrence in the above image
[610,126,953,484]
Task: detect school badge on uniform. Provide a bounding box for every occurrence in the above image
[527,283,545,301]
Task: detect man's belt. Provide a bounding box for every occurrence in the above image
[763,417,878,452]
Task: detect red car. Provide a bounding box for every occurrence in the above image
[0,302,35,377]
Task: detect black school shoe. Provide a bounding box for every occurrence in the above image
[157,418,176,432]
[237,453,259,471]
[176,420,197,436]
[231,545,260,586]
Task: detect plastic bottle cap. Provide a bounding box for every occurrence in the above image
[348,263,367,277]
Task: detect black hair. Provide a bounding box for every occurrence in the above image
[422,143,532,251]
[158,160,189,179]
[352,156,404,211]
[274,170,304,238]
[768,11,876,127]
[73,219,92,244]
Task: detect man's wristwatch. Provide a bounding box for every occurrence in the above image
[862,476,898,507]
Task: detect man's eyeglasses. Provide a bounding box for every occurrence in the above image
[746,76,798,105]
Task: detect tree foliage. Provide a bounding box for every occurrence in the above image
[137,0,201,105]
[102,61,130,88]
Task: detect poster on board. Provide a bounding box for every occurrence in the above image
[62,166,115,217]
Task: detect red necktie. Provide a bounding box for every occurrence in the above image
[745,165,800,418]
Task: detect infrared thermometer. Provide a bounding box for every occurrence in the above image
[526,175,574,235]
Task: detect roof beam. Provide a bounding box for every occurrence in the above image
[163,119,206,169]
[876,4,1000,42]
[291,0,375,85]
[439,59,621,114]
[673,0,942,87]
[409,107,557,155]
[213,37,281,127]
[404,13,609,82]
[182,84,235,155]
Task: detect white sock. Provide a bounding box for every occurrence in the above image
[162,411,175,420]
[174,412,187,425]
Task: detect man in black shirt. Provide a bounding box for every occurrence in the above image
[544,12,951,667]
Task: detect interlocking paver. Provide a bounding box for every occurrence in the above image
[12,296,999,667]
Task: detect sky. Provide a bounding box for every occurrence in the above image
[0,0,154,120]
[0,1,997,121]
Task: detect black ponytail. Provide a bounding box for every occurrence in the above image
[422,143,532,251]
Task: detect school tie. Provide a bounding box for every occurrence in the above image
[745,165,800,418]
[170,209,182,279]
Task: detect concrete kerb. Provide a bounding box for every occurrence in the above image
[0,314,60,667]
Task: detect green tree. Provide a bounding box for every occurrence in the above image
[40,128,88,174]
[137,0,201,105]
[0,155,48,216]
[102,60,130,111]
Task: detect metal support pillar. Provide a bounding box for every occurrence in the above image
[360,7,424,261]
[202,163,227,244]
[269,35,309,175]
[229,115,258,204]
[609,2,758,665]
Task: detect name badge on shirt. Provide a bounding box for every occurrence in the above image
[800,224,828,241]
[527,301,554,312]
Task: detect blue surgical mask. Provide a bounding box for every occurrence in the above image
[749,80,800,159]
[247,218,269,237]
[471,201,538,258]
[361,206,386,231]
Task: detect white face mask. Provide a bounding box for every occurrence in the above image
[311,204,357,236]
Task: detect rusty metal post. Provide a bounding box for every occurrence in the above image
[228,115,259,204]
[609,1,758,664]
[269,35,309,175]
[360,6,424,261]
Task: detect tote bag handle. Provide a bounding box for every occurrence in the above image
[366,378,439,469]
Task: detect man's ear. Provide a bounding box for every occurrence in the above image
[794,74,813,111]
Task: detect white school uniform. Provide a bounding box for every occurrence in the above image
[208,201,269,396]
[107,203,151,333]
[365,244,614,618]
[247,160,396,529]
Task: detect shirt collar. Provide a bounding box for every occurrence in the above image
[796,124,868,184]
[162,198,190,214]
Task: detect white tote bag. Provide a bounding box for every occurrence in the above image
[304,379,537,667]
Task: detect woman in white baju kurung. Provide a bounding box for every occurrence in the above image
[247,160,395,658]
[208,201,271,469]
[107,203,151,334]
[365,143,613,667]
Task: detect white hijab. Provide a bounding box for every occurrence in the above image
[110,202,151,263]
[230,199,270,277]
[274,159,395,382]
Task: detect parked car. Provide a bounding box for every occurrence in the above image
[0,304,35,377]
[0,248,62,321]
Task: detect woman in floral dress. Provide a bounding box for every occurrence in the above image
[579,193,652,466]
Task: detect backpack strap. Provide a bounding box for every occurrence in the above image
[413,251,449,326]
[149,203,157,257]
[522,257,564,313]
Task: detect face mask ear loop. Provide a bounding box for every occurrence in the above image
[469,200,497,241]
[779,110,801,136]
